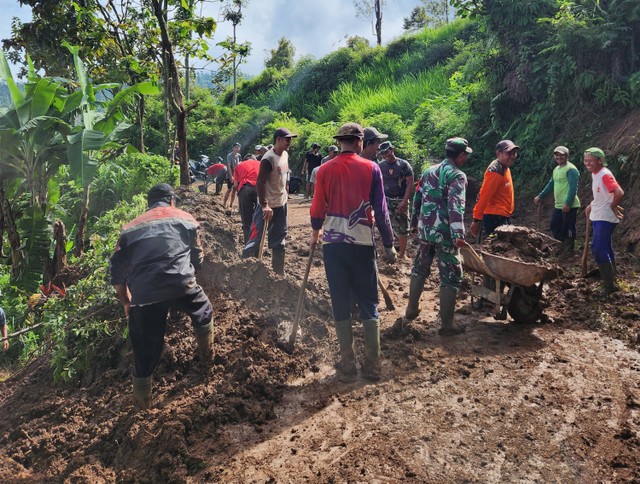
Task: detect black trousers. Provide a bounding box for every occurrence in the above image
[238,185,257,243]
[128,287,213,378]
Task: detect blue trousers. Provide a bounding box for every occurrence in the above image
[323,243,378,321]
[591,220,616,264]
[550,208,577,241]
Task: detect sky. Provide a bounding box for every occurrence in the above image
[0,0,425,78]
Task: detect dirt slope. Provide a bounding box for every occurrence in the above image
[0,187,639,482]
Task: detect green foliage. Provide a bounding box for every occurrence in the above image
[45,195,146,382]
[90,153,179,216]
[265,37,296,70]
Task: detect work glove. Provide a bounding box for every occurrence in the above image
[384,246,397,263]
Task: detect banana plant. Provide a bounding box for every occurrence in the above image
[62,43,158,256]
[0,52,70,290]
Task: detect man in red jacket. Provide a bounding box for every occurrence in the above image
[469,139,521,239]
[234,156,261,243]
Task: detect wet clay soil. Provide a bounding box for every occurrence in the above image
[0,187,639,482]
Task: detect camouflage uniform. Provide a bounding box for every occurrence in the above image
[411,159,467,289]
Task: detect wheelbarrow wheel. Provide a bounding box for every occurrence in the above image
[507,286,543,324]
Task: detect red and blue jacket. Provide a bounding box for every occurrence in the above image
[310,152,394,247]
[109,203,204,305]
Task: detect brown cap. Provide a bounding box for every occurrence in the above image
[273,127,298,140]
[496,139,521,152]
[363,126,388,142]
[333,122,365,140]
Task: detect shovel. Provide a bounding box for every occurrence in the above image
[581,216,591,277]
[280,241,317,351]
[257,213,270,260]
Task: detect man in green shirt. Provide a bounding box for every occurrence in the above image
[534,146,580,258]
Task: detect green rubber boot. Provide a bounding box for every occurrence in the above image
[132,375,152,410]
[362,319,381,381]
[272,249,285,275]
[334,319,357,381]
[195,321,214,369]
[405,275,426,320]
[438,286,465,336]
[597,262,618,298]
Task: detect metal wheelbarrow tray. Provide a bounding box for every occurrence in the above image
[460,244,559,324]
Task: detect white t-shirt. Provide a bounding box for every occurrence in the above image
[589,167,620,224]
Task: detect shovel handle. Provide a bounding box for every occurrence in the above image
[581,215,590,277]
[257,215,269,260]
[288,242,316,347]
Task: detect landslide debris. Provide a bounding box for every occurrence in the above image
[482,225,561,266]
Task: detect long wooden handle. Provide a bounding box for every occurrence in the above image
[536,203,541,230]
[581,217,590,276]
[288,243,316,346]
[257,217,269,260]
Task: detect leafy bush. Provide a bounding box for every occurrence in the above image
[90,153,179,216]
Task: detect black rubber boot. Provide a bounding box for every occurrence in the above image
[195,321,214,369]
[362,319,381,381]
[438,286,465,336]
[132,375,152,410]
[597,262,618,298]
[404,275,426,320]
[334,319,357,382]
[272,249,285,275]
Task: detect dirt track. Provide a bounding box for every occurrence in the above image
[0,187,639,482]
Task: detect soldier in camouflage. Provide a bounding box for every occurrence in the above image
[404,137,472,336]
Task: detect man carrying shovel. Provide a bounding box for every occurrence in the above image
[533,146,580,259]
[310,122,396,382]
[404,138,472,336]
[242,127,297,275]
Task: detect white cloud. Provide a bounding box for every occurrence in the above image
[1,0,424,78]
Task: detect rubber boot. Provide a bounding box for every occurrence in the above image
[334,319,357,382]
[405,275,426,320]
[195,322,214,369]
[272,249,285,275]
[438,286,465,336]
[132,375,152,410]
[362,319,381,381]
[597,262,618,298]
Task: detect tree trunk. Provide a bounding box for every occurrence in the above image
[375,0,382,46]
[44,220,67,284]
[138,95,146,153]
[74,184,90,257]
[0,184,23,277]
[0,207,5,258]
[232,22,238,106]
[152,0,191,186]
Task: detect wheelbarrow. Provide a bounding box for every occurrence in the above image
[460,243,559,324]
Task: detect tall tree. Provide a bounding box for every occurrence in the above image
[219,0,251,106]
[265,37,296,70]
[354,0,385,46]
[403,6,430,31]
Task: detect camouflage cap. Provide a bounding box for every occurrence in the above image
[584,147,606,165]
[445,137,473,154]
[328,145,339,152]
[377,141,394,154]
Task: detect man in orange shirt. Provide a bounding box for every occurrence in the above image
[469,140,520,239]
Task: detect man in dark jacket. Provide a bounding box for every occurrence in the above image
[109,184,214,409]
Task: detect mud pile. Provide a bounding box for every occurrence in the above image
[482,225,561,265]
[0,186,335,482]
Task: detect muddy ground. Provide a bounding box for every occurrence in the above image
[0,186,639,482]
